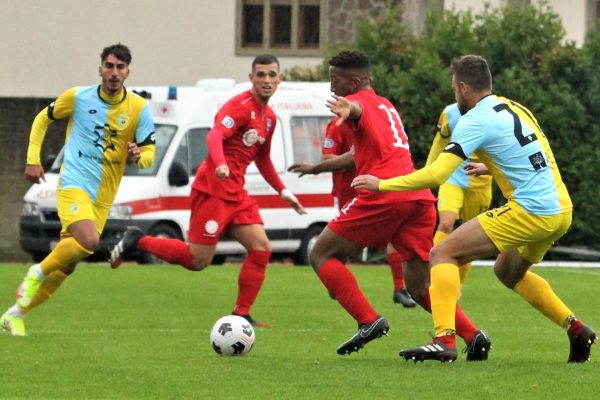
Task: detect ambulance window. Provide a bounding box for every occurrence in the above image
[290,116,330,164]
[175,128,210,176]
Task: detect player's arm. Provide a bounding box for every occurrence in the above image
[130,104,156,169]
[206,106,244,179]
[425,112,451,166]
[352,152,464,192]
[327,95,362,125]
[26,87,76,183]
[255,141,306,215]
[288,150,354,177]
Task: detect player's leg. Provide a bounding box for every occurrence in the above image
[492,208,595,362]
[229,222,271,326]
[387,245,416,307]
[457,188,492,282]
[400,213,498,362]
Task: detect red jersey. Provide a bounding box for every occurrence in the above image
[322,118,357,207]
[345,88,435,204]
[192,90,285,201]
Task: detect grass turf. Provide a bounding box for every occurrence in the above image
[0,263,598,399]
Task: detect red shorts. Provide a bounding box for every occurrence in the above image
[188,190,263,245]
[328,197,436,262]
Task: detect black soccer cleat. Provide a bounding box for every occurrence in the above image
[233,312,272,328]
[393,287,417,308]
[109,226,145,268]
[400,341,458,363]
[464,330,492,361]
[568,324,596,363]
[336,316,389,355]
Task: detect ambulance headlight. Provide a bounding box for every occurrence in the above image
[21,202,40,216]
[109,204,133,219]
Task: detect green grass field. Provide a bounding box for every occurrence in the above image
[1,262,598,399]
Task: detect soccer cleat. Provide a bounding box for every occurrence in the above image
[337,316,389,355]
[16,264,43,308]
[109,226,145,268]
[393,287,417,308]
[233,313,272,328]
[400,340,458,363]
[0,312,26,336]
[568,324,596,363]
[464,330,492,361]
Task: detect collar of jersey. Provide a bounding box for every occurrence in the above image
[97,85,127,105]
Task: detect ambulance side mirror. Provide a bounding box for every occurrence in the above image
[168,162,189,187]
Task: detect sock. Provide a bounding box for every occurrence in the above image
[387,252,405,291]
[420,290,478,344]
[317,259,378,324]
[458,262,472,284]
[8,305,23,318]
[513,271,574,327]
[567,318,583,336]
[40,237,92,276]
[433,333,456,348]
[137,236,195,270]
[20,270,68,315]
[430,263,461,338]
[233,250,271,316]
[433,230,449,246]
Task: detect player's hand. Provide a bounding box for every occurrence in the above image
[215,164,230,179]
[127,142,141,163]
[281,189,307,215]
[351,174,381,192]
[25,164,45,184]
[326,95,352,125]
[287,163,317,177]
[464,162,489,176]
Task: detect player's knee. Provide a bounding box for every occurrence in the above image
[61,264,77,275]
[76,233,100,252]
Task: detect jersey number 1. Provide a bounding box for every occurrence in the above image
[378,105,409,149]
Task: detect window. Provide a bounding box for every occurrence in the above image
[237,0,326,56]
[174,128,210,176]
[290,116,331,164]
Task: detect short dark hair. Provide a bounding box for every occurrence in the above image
[451,55,492,92]
[328,50,371,71]
[100,43,132,65]
[252,54,280,69]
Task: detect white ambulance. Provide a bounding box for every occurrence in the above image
[19,80,337,265]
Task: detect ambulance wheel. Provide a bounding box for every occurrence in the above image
[138,223,182,265]
[293,225,323,266]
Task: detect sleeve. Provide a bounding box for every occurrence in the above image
[425,110,451,166]
[322,120,339,155]
[255,127,286,193]
[135,103,155,145]
[206,101,247,166]
[379,152,464,192]
[26,87,76,165]
[137,144,155,169]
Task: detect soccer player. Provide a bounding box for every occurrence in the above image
[427,103,493,283]
[322,118,417,307]
[352,55,596,363]
[0,44,155,336]
[109,55,305,326]
[289,51,490,359]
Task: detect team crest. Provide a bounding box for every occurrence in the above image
[205,220,219,236]
[118,114,129,128]
[93,124,117,152]
[266,118,272,131]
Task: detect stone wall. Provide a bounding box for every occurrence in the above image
[0,98,65,261]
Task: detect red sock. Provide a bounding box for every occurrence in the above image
[433,334,456,348]
[387,252,405,290]
[317,259,378,324]
[137,236,195,270]
[568,319,583,336]
[233,250,271,315]
[420,290,478,344]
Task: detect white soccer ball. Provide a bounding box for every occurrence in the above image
[210,315,255,356]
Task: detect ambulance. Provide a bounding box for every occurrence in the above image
[19,80,337,265]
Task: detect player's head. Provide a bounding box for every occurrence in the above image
[99,43,131,95]
[328,51,371,96]
[451,55,492,114]
[249,54,282,104]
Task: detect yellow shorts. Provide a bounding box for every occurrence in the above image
[57,188,110,235]
[477,200,572,264]
[437,182,492,221]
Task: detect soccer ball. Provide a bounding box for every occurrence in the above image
[210,315,255,356]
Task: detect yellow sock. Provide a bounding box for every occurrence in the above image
[430,263,461,337]
[433,230,449,246]
[513,271,574,327]
[40,237,92,276]
[458,262,471,284]
[20,270,68,314]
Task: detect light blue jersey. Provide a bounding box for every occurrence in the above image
[449,95,571,215]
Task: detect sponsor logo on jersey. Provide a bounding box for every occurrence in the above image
[323,138,334,149]
[221,116,235,128]
[89,109,97,114]
[242,129,265,147]
[444,143,456,150]
[93,124,117,152]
